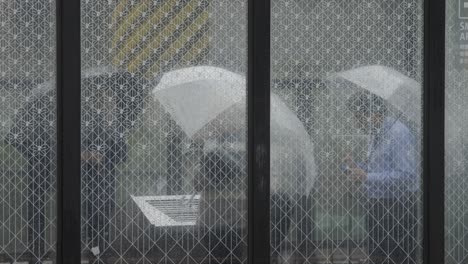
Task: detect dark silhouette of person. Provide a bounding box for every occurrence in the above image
[5,81,55,261]
[80,71,146,257]
[195,137,246,264]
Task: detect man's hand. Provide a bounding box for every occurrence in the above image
[343,154,354,166]
[349,167,367,181]
[343,153,367,181]
[81,151,104,164]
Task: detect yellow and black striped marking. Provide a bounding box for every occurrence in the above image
[111,0,211,78]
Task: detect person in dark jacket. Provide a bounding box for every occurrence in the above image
[81,82,129,256]
[194,137,247,263]
[5,70,146,261]
[5,83,56,261]
[80,70,147,257]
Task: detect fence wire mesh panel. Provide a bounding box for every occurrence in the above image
[270,1,424,263]
[0,1,57,263]
[445,1,468,264]
[80,0,247,263]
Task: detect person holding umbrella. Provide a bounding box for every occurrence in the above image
[5,82,56,261]
[152,66,317,261]
[6,67,147,261]
[81,84,127,257]
[345,91,419,263]
[81,70,146,258]
[328,65,421,263]
[194,134,246,263]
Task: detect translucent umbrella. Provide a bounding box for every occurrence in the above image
[152,66,245,138]
[152,66,317,196]
[5,66,148,155]
[327,65,421,128]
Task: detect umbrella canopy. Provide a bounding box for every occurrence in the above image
[327,65,421,128]
[152,66,317,195]
[152,66,245,138]
[5,67,148,156]
[4,82,56,158]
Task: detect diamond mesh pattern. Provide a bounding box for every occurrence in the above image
[81,1,247,263]
[0,1,56,263]
[0,1,434,263]
[445,1,468,264]
[271,1,423,263]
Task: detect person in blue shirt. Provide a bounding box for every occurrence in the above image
[345,92,419,263]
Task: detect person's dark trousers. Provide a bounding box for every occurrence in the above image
[27,153,53,260]
[82,162,116,252]
[203,228,244,264]
[81,136,127,256]
[271,193,314,261]
[271,193,292,254]
[294,195,315,260]
[367,194,418,264]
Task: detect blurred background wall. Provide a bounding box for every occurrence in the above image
[445,1,468,263]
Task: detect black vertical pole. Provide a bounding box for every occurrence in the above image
[248,0,271,263]
[56,0,81,263]
[423,0,445,263]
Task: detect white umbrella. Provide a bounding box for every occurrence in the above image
[327,65,421,128]
[152,66,245,138]
[152,66,317,196]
